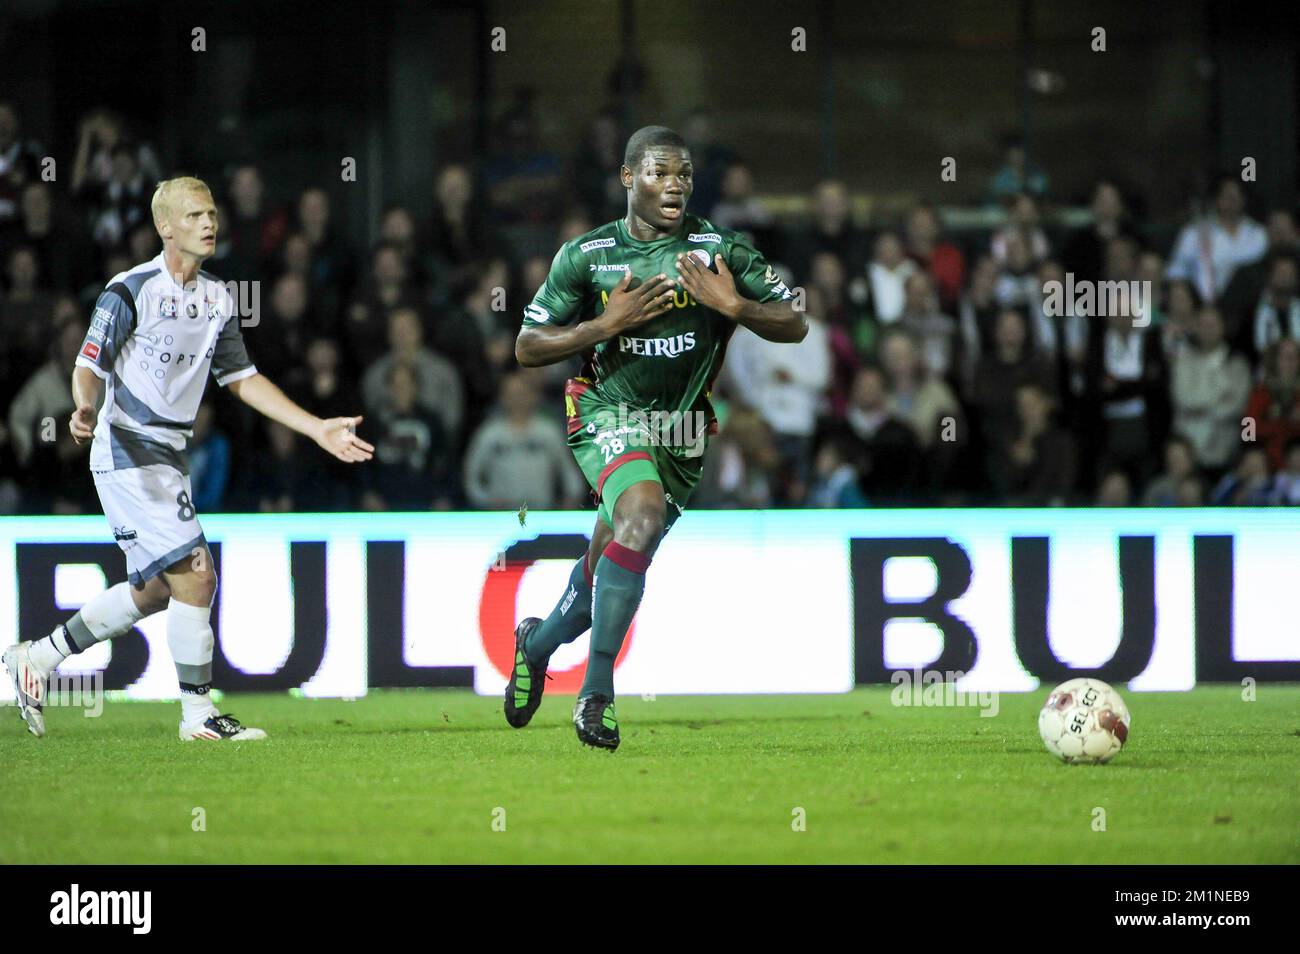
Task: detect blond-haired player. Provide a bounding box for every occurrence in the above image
[3,176,374,740]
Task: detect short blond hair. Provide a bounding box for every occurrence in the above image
[151,176,212,228]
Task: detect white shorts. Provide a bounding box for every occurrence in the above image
[93,464,208,586]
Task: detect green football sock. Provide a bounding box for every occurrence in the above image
[523,557,593,665]
[580,543,650,699]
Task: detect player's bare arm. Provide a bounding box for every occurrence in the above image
[675,250,808,343]
[227,372,375,463]
[69,365,104,444]
[515,271,677,367]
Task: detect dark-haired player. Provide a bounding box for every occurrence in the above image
[507,126,807,750]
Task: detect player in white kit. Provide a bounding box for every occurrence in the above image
[2,176,374,740]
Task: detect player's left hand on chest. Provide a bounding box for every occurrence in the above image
[675,252,741,318]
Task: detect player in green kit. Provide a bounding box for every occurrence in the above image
[507,126,807,750]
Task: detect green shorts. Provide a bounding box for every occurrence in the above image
[564,378,707,531]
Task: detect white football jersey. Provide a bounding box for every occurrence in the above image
[75,253,257,474]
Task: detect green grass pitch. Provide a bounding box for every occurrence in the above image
[2,686,1297,864]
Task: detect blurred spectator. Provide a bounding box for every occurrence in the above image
[1170,306,1252,473]
[189,404,231,513]
[991,381,1076,506]
[345,242,421,370]
[1159,279,1200,361]
[867,231,916,325]
[986,134,1049,204]
[1084,312,1167,482]
[1166,176,1267,302]
[427,165,493,303]
[217,165,289,280]
[7,316,81,467]
[0,246,56,399]
[784,180,872,280]
[1030,258,1087,396]
[957,254,1001,383]
[1243,337,1300,470]
[708,161,774,243]
[5,315,91,513]
[1209,447,1273,506]
[1220,207,1298,324]
[285,337,361,510]
[970,308,1055,476]
[1269,439,1300,505]
[990,193,1050,264]
[83,145,151,249]
[362,306,464,445]
[993,229,1039,310]
[482,98,563,225]
[0,183,94,293]
[805,435,869,508]
[380,203,427,288]
[1247,252,1300,362]
[574,110,626,222]
[834,364,921,503]
[693,406,779,509]
[904,202,965,311]
[251,272,318,379]
[461,371,583,510]
[724,313,830,495]
[362,363,456,511]
[681,109,736,219]
[1063,180,1137,284]
[70,109,160,199]
[1141,436,1200,507]
[0,101,46,225]
[297,187,354,297]
[879,327,960,450]
[898,271,958,380]
[1095,469,1133,506]
[252,422,311,512]
[280,232,338,321]
[809,255,873,414]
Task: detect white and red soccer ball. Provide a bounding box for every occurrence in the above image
[1038,678,1131,764]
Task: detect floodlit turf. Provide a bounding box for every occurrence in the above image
[1,686,1297,864]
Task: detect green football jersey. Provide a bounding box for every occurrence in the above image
[523,213,793,419]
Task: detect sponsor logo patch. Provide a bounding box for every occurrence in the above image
[524,304,550,324]
[80,341,100,361]
[160,297,178,319]
[579,238,616,253]
[688,232,722,244]
[617,332,697,357]
[590,263,632,272]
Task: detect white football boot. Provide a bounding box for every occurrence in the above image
[2,642,49,738]
[179,712,268,741]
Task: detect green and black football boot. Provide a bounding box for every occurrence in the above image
[504,617,548,728]
[573,692,620,751]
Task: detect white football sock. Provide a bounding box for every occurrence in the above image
[28,582,146,672]
[167,598,218,724]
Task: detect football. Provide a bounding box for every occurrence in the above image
[1038,678,1132,764]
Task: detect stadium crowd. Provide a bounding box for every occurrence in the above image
[3,102,1300,514]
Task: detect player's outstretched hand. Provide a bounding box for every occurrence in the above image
[676,252,742,319]
[316,416,375,463]
[69,404,97,444]
[598,271,677,335]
